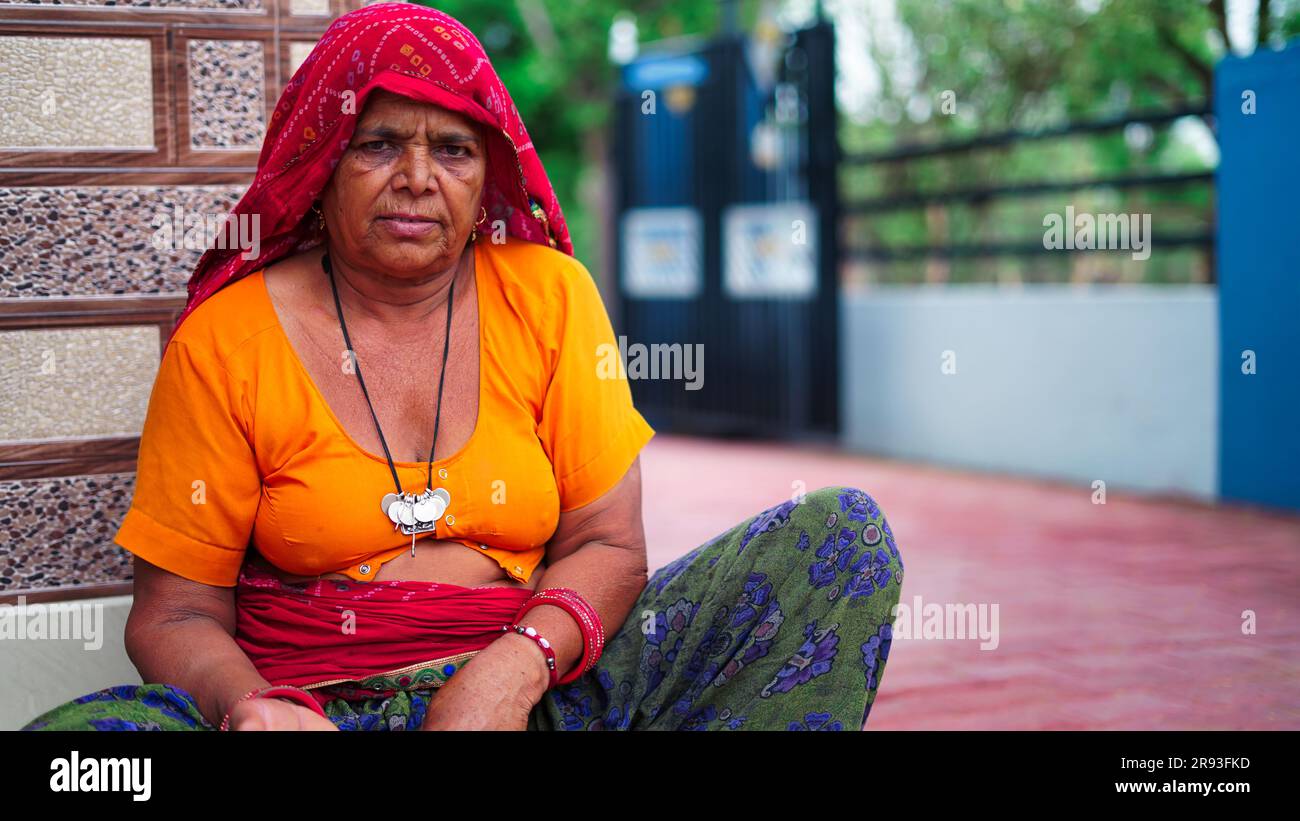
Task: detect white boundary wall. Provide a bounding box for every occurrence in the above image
[840,285,1218,498]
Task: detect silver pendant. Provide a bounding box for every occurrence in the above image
[412,493,438,522]
[412,487,450,523]
[382,488,449,532]
[397,494,416,527]
[390,487,450,536]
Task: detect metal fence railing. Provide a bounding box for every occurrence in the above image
[840,105,1216,282]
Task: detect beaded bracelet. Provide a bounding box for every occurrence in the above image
[219,685,328,731]
[500,623,559,689]
[514,587,605,686]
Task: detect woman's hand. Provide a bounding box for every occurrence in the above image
[420,635,549,731]
[227,697,339,731]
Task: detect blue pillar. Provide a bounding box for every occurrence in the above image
[1216,41,1300,511]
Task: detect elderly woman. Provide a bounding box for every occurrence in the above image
[22,3,903,732]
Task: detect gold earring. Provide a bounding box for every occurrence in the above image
[470,206,488,243]
[313,202,325,232]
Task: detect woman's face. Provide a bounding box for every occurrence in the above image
[320,89,488,278]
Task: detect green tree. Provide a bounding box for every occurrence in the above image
[842,0,1300,285]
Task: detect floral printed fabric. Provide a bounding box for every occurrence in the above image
[21,486,903,731]
[530,485,904,730]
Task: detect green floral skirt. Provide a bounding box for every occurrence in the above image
[21,485,904,731]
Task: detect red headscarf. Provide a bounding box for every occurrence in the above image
[174,1,573,339]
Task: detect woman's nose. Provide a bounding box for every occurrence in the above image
[395,146,438,194]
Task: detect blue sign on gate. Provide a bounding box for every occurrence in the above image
[622,54,709,91]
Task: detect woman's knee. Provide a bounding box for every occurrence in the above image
[800,484,883,515]
[804,485,900,555]
[787,486,904,636]
[728,484,902,584]
[800,480,894,537]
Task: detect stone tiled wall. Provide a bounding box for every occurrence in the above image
[187,39,268,149]
[0,325,160,441]
[289,0,327,14]
[0,474,138,590]
[288,38,315,74]
[0,36,156,149]
[0,185,247,296]
[0,0,365,597]
[0,1,264,9]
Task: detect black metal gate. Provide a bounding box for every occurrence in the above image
[611,20,840,440]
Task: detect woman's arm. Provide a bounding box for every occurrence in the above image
[124,556,334,730]
[508,455,648,688]
[419,457,647,729]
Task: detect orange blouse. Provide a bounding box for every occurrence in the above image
[114,235,655,587]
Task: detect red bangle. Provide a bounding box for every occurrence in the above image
[539,588,605,679]
[500,623,559,689]
[514,587,605,686]
[539,587,606,651]
[219,685,328,731]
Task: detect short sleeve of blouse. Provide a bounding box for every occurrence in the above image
[537,258,655,512]
[113,338,262,587]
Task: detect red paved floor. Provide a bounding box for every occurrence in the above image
[639,434,1300,730]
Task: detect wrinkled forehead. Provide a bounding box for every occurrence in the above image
[356,88,486,137]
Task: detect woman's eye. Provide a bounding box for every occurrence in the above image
[359,140,389,152]
[440,144,469,158]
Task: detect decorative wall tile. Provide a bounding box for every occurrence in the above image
[0,0,262,8]
[0,473,136,592]
[289,0,329,15]
[0,36,154,150]
[0,326,159,442]
[0,185,248,297]
[188,39,266,150]
[288,41,317,77]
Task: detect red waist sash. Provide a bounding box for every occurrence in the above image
[233,561,533,701]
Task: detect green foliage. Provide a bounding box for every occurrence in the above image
[839,0,1300,285]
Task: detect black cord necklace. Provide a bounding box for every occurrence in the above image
[323,251,454,556]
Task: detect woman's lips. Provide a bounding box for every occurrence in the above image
[377,215,439,238]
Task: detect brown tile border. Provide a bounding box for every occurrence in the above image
[0,581,133,606]
[0,436,143,481]
[0,1,275,27]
